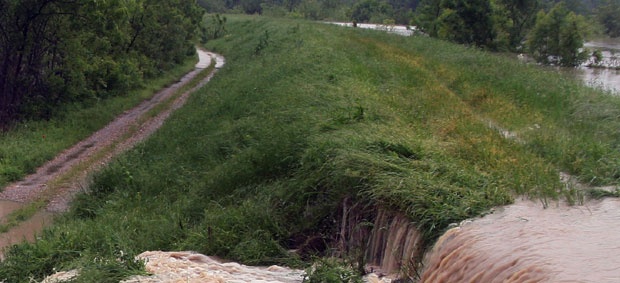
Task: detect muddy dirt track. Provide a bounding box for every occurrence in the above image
[0,49,224,213]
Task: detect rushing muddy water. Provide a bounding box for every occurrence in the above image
[123,251,305,283]
[327,22,417,37]
[420,198,620,282]
[0,200,23,219]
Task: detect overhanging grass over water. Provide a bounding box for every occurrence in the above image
[2,16,620,281]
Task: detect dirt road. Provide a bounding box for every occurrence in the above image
[0,49,224,213]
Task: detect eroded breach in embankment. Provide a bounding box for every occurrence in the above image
[364,210,422,277]
[420,198,620,282]
[333,195,620,282]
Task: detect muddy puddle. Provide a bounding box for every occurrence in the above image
[0,201,54,258]
[0,200,24,219]
[420,198,620,282]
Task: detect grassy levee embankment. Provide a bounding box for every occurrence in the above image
[2,15,620,281]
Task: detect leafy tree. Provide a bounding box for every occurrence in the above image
[197,0,229,12]
[415,0,443,36]
[592,49,603,64]
[527,2,589,66]
[562,0,586,14]
[237,0,264,13]
[388,0,420,24]
[596,0,620,37]
[416,0,543,50]
[0,0,81,125]
[436,0,496,47]
[297,0,323,19]
[0,0,202,129]
[350,0,393,23]
[202,14,228,43]
[496,0,540,50]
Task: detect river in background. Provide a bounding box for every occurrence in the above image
[328,22,620,95]
[569,38,620,94]
[574,66,620,94]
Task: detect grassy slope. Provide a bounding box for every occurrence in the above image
[2,15,620,282]
[0,58,197,188]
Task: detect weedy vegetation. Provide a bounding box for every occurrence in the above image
[0,58,197,188]
[1,15,620,282]
[303,258,363,283]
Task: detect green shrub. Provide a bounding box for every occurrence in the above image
[303,258,363,283]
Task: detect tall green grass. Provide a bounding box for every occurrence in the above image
[2,15,620,282]
[0,57,197,188]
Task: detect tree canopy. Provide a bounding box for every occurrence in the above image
[0,0,202,130]
[434,0,496,47]
[414,0,591,66]
[527,2,589,66]
[350,0,393,23]
[195,0,620,40]
[596,0,620,37]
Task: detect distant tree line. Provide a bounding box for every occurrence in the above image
[415,0,620,66]
[197,0,420,24]
[595,0,620,38]
[198,0,619,67]
[0,0,202,130]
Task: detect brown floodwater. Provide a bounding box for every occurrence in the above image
[0,200,23,219]
[420,198,620,282]
[0,200,54,258]
[572,39,620,94]
[573,66,620,94]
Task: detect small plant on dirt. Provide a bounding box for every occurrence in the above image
[303,258,363,283]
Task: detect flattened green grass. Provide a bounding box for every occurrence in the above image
[2,15,620,282]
